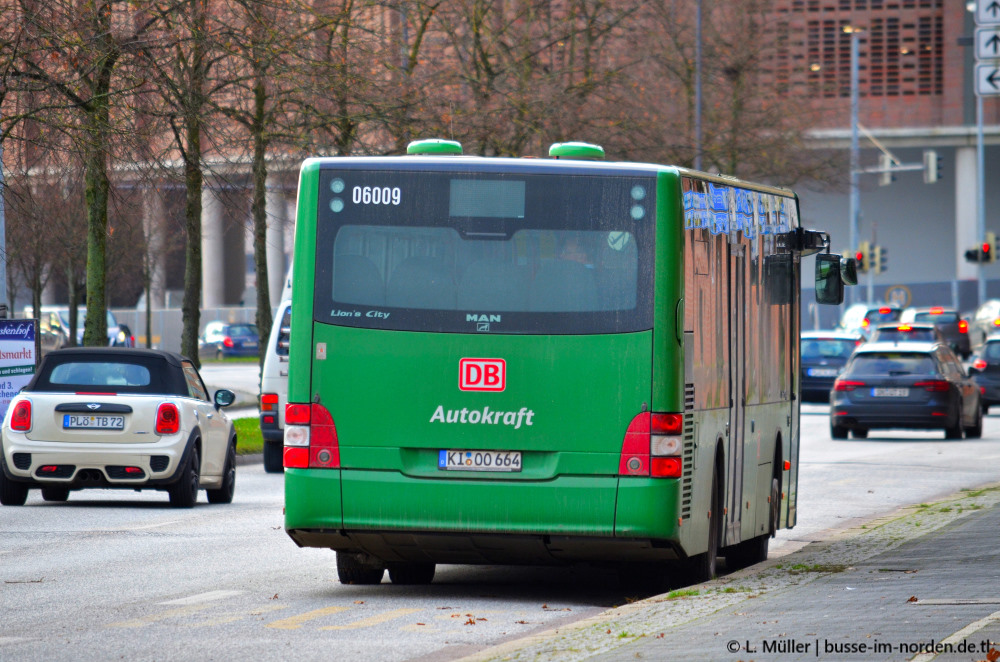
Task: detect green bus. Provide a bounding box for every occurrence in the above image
[283,140,848,586]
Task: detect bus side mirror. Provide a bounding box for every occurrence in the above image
[815,253,845,305]
[840,256,858,286]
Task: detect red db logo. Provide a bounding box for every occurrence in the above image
[459,358,506,392]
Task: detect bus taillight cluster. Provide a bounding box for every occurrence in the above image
[284,403,340,469]
[618,412,684,479]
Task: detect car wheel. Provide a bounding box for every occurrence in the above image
[41,487,70,502]
[965,406,983,440]
[830,424,848,440]
[944,419,963,440]
[983,404,990,416]
[263,441,284,474]
[852,428,868,439]
[336,552,385,585]
[387,562,436,585]
[206,442,236,504]
[0,471,29,506]
[168,446,200,508]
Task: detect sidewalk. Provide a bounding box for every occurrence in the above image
[467,485,1000,662]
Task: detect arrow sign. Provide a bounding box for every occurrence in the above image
[978,0,1000,25]
[976,27,1000,59]
[976,63,1000,96]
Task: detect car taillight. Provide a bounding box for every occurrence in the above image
[284,403,339,470]
[914,380,950,392]
[260,393,279,413]
[833,379,865,391]
[897,324,911,331]
[930,307,943,314]
[10,400,31,431]
[878,307,892,314]
[619,412,683,479]
[862,319,870,329]
[155,403,180,434]
[223,336,235,348]
[959,320,968,334]
[993,318,1000,328]
[974,358,988,371]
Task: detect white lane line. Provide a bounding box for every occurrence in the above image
[909,609,1000,662]
[161,590,244,605]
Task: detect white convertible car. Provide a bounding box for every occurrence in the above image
[1,347,237,507]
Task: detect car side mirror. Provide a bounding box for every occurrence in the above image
[214,389,236,408]
[815,253,845,305]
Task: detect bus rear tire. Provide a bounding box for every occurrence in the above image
[387,562,435,585]
[336,552,385,585]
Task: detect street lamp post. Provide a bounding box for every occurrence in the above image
[847,27,862,305]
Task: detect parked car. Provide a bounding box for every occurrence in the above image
[28,306,134,355]
[800,330,863,403]
[837,303,902,339]
[829,341,982,440]
[968,299,1000,351]
[259,300,290,473]
[0,347,237,507]
[199,322,260,359]
[969,334,1000,413]
[867,322,945,345]
[900,307,971,359]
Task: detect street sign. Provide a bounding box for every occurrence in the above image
[977,26,1000,60]
[976,63,1000,96]
[978,0,1000,26]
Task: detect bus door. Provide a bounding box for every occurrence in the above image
[726,244,746,543]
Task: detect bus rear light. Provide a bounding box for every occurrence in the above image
[651,457,682,478]
[833,379,865,391]
[284,447,308,468]
[284,403,339,469]
[155,403,180,435]
[10,400,32,431]
[651,413,683,435]
[619,412,683,478]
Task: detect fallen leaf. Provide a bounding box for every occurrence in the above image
[656,633,665,639]
[270,594,278,600]
[516,621,528,625]
[354,601,364,604]
[987,648,1000,662]
[415,623,425,626]
[907,596,918,603]
[465,617,476,625]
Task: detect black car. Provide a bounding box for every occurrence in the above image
[901,307,971,359]
[969,334,1000,413]
[830,341,982,440]
[867,322,944,345]
[800,331,862,403]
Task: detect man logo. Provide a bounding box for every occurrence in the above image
[459,358,506,392]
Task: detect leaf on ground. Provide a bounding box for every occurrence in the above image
[906,596,918,602]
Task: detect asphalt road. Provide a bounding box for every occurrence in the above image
[3,399,1000,661]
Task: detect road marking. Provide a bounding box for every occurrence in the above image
[194,604,288,627]
[161,590,244,605]
[320,608,420,630]
[266,606,349,630]
[109,604,213,628]
[909,608,1000,662]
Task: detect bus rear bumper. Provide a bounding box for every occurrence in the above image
[285,528,682,564]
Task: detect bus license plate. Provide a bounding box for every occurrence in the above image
[872,388,909,398]
[63,415,125,430]
[439,450,521,472]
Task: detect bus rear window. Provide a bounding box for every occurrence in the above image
[313,170,655,334]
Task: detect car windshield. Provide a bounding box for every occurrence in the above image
[849,352,936,376]
[984,342,1000,361]
[802,339,856,359]
[866,309,901,324]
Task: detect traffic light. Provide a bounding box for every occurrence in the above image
[986,232,997,264]
[923,150,941,184]
[855,241,870,274]
[873,244,888,274]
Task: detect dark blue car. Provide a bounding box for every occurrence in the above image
[199,322,260,359]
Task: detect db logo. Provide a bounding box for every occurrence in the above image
[459,358,506,392]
